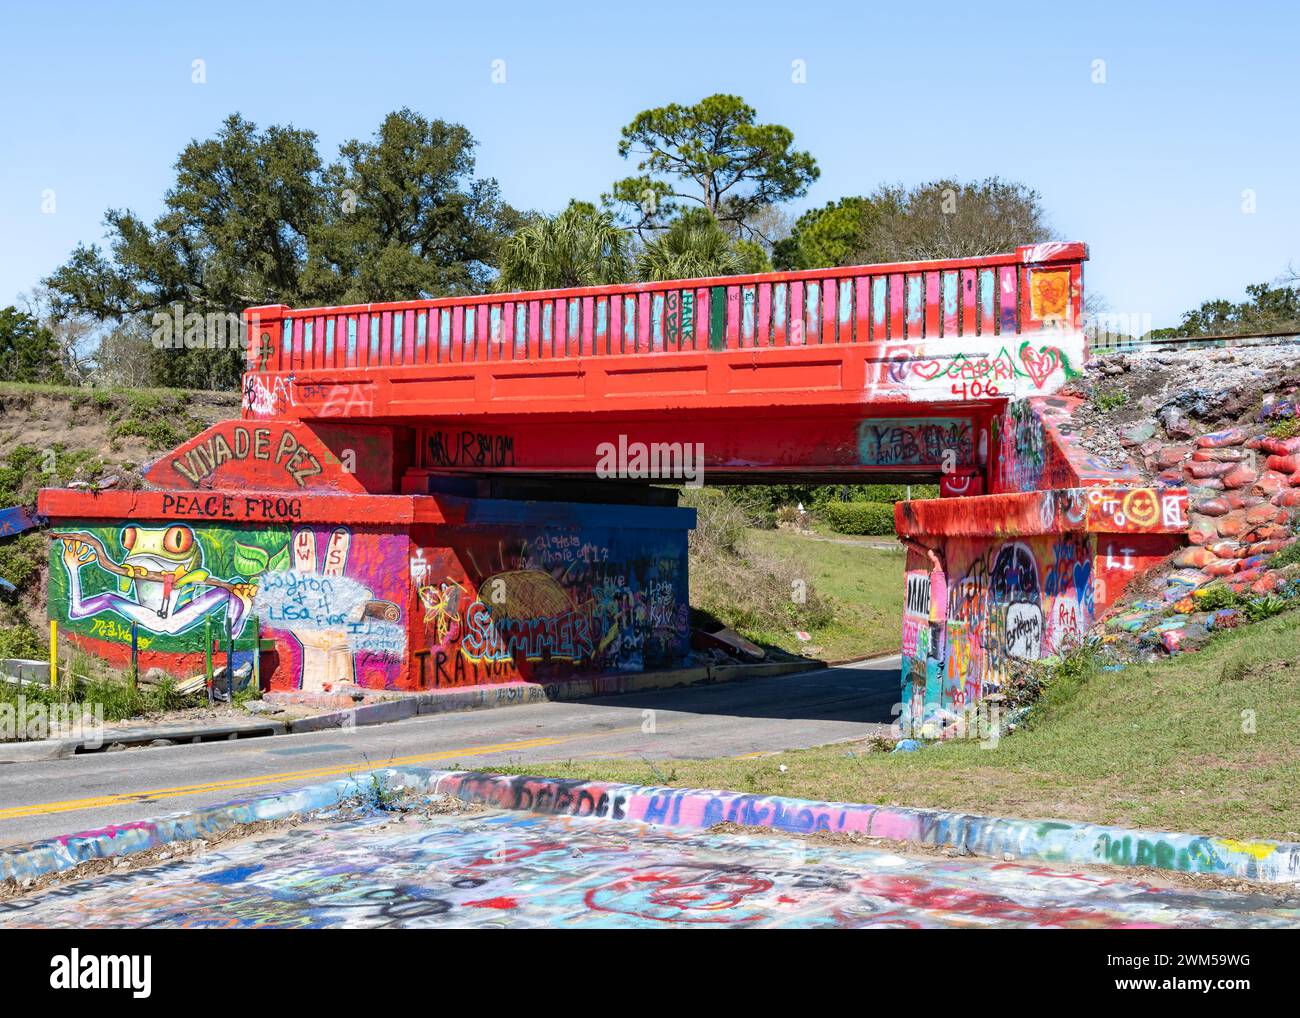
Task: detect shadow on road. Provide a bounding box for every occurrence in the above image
[567,657,902,726]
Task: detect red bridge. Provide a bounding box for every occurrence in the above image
[40,239,1189,730]
[239,242,1088,490]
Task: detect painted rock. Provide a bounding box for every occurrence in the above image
[1221,465,1259,489]
[1258,436,1300,456]
[1160,407,1196,438]
[1215,510,1249,537]
[1204,559,1242,577]
[1173,546,1220,569]
[1265,454,1299,474]
[1251,572,1286,595]
[1160,630,1185,653]
[1187,513,1217,545]
[1120,421,1159,446]
[1190,496,1230,517]
[1223,492,1265,510]
[1246,502,1285,525]
[1185,460,1232,479]
[1156,446,1192,469]
[1206,540,1248,559]
[1192,448,1250,463]
[1196,428,1249,448]
[1173,596,1197,614]
[1249,539,1290,556]
[1253,472,1289,498]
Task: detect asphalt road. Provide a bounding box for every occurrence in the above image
[6,807,1297,929]
[0,656,902,847]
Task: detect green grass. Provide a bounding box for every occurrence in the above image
[740,528,904,661]
[1092,383,1129,412]
[492,609,1300,840]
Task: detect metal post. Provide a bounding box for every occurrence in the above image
[225,613,235,702]
[49,620,57,689]
[130,620,139,690]
[205,615,213,705]
[252,614,261,695]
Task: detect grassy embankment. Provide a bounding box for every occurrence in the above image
[493,609,1300,841]
[0,382,233,658]
[682,489,905,663]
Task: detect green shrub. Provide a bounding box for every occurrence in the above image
[1267,540,1300,570]
[819,501,897,536]
[1195,584,1242,611]
[1268,418,1300,440]
[0,616,43,658]
[1243,595,1291,623]
[1092,384,1128,412]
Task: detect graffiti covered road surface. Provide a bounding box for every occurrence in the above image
[5,810,1297,929]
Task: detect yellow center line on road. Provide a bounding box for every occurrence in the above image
[0,734,576,823]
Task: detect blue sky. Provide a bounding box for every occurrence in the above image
[1,0,1297,328]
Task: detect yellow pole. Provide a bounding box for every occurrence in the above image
[49,620,58,689]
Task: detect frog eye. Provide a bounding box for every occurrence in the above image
[122,527,137,550]
[163,527,194,555]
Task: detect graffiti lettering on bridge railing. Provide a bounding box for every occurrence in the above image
[664,290,695,346]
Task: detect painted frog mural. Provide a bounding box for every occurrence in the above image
[58,525,255,636]
[52,523,404,692]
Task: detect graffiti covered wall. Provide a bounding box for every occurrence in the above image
[48,520,408,691]
[410,514,689,689]
[902,532,1097,726]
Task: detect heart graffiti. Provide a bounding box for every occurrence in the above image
[1019,345,1060,389]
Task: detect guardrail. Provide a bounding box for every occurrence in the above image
[243,243,1087,375]
[1088,329,1300,355]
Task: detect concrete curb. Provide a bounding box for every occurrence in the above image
[421,771,1300,886]
[5,765,1298,887]
[0,775,371,883]
[0,720,285,763]
[0,739,81,763]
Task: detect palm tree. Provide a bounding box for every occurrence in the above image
[494,201,631,292]
[636,209,746,282]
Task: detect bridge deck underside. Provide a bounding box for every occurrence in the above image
[390,403,999,490]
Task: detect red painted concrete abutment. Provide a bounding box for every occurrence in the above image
[893,485,1189,732]
[37,488,693,694]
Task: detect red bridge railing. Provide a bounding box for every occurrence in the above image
[245,243,1086,375]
